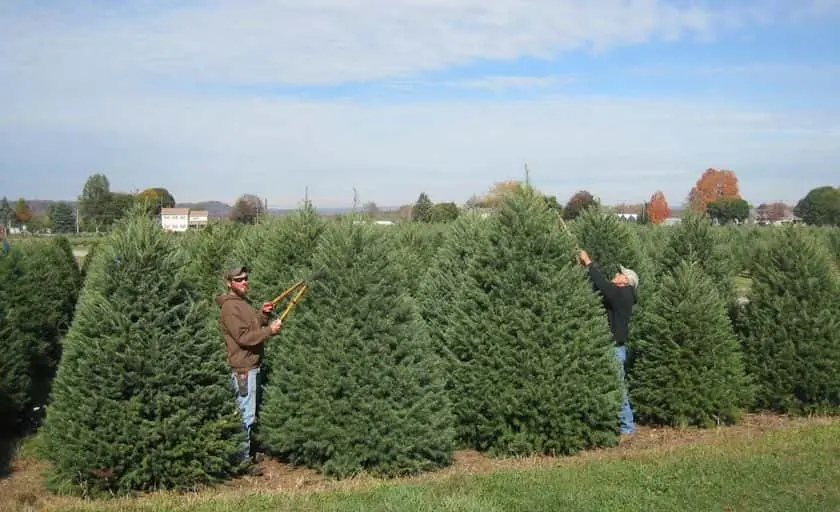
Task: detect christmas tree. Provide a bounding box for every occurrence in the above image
[257,216,455,478]
[735,226,840,414]
[628,260,753,427]
[14,236,83,412]
[571,206,648,278]
[657,211,736,302]
[41,215,243,496]
[419,184,622,456]
[0,246,37,434]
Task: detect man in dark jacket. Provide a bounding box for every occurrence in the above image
[215,264,283,463]
[578,250,638,435]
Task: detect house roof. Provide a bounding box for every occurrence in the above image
[161,207,190,215]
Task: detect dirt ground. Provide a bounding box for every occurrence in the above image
[0,413,835,511]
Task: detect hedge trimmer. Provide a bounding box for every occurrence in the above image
[270,279,309,322]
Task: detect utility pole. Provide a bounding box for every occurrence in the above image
[524,162,531,186]
[75,206,80,234]
[353,187,359,211]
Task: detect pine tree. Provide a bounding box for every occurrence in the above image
[571,206,648,278]
[657,211,737,302]
[257,216,454,478]
[419,185,622,456]
[0,246,36,434]
[246,203,327,306]
[180,220,247,300]
[628,260,753,428]
[386,221,447,295]
[735,226,840,414]
[12,236,83,416]
[41,215,242,496]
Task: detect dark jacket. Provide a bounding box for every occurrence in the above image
[215,292,272,372]
[586,263,636,346]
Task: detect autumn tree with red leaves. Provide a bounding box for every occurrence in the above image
[647,191,671,224]
[688,168,741,213]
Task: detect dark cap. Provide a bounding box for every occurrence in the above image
[223,264,249,281]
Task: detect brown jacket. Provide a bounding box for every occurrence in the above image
[215,292,272,372]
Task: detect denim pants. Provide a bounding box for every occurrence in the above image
[231,367,260,460]
[614,345,635,434]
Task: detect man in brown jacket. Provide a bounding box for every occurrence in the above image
[215,264,282,463]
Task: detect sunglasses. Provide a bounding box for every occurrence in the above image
[231,275,248,283]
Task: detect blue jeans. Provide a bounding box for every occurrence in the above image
[615,346,635,434]
[231,367,260,461]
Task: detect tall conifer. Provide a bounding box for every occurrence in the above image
[257,217,454,478]
[41,215,242,495]
[735,226,840,414]
[419,185,622,456]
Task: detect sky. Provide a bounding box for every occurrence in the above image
[1,0,838,209]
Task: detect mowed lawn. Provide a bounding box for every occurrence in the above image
[3,415,839,512]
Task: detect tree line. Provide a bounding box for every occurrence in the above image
[3,167,839,234]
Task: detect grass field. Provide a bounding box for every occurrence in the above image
[2,413,838,511]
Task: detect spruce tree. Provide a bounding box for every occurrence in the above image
[628,260,753,427]
[257,216,455,478]
[419,185,622,456]
[571,206,648,278]
[657,211,736,302]
[41,215,243,496]
[180,220,247,300]
[246,203,327,305]
[735,226,840,414]
[12,236,83,417]
[0,246,36,434]
[386,221,448,294]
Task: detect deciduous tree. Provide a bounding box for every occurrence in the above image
[707,197,750,225]
[647,191,670,224]
[230,194,264,224]
[756,202,791,223]
[688,168,740,213]
[14,198,32,226]
[794,186,840,226]
[563,190,598,220]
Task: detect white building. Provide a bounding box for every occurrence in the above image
[160,207,190,232]
[161,207,210,232]
[188,210,209,229]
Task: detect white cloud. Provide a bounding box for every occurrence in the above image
[3,0,833,88]
[2,90,837,207]
[1,1,838,207]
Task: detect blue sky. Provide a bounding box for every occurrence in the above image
[1,0,838,209]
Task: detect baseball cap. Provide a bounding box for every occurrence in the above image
[223,264,249,281]
[619,265,639,288]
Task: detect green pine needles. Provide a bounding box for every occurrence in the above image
[420,185,622,457]
[629,260,753,428]
[572,206,648,278]
[736,226,840,415]
[257,216,455,478]
[41,215,243,496]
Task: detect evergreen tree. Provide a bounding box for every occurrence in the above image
[628,260,753,428]
[735,226,840,414]
[386,221,448,295]
[12,236,83,416]
[571,206,649,278]
[0,246,36,434]
[419,184,622,456]
[41,215,242,496]
[657,211,736,302]
[257,216,455,478]
[180,220,247,300]
[246,203,327,306]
